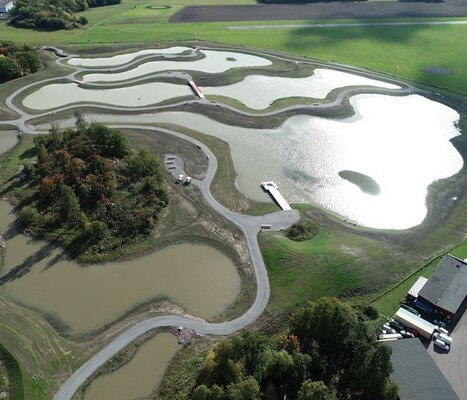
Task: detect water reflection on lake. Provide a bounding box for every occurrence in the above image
[52,94,462,229]
[0,202,241,333]
[203,69,399,109]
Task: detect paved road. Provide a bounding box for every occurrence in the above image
[0,46,424,400]
[52,124,299,400]
[427,308,467,399]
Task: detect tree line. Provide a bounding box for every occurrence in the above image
[10,0,121,30]
[16,114,169,261]
[0,41,42,83]
[191,297,397,400]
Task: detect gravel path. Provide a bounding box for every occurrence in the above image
[52,123,299,400]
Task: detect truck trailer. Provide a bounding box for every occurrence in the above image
[394,307,436,339]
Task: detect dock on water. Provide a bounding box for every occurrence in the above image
[261,181,291,211]
[188,81,205,99]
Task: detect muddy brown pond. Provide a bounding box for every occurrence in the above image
[0,201,241,334]
[83,332,179,400]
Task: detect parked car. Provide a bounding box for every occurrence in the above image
[434,319,447,329]
[400,304,421,317]
[382,324,396,334]
[433,332,453,345]
[400,330,415,338]
[434,338,450,351]
[389,319,404,330]
[405,327,419,337]
[434,325,449,335]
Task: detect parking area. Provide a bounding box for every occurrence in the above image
[427,307,467,400]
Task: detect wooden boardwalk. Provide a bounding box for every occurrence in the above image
[261,181,291,211]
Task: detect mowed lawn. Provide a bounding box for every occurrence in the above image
[0,1,466,95]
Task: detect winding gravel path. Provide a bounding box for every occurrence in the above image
[0,46,421,400]
[52,123,299,400]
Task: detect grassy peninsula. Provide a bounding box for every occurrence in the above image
[10,115,168,263]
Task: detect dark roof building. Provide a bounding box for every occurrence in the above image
[386,338,459,400]
[418,255,467,317]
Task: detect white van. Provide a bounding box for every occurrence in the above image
[434,325,449,335]
[434,338,450,351]
[379,333,402,340]
[433,332,453,345]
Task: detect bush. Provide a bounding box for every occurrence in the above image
[286,219,319,242]
[19,206,39,226]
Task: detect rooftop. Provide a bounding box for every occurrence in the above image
[0,0,14,6]
[408,276,428,298]
[419,255,467,315]
[386,338,459,400]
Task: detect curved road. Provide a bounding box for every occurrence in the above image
[53,124,299,400]
[0,46,424,400]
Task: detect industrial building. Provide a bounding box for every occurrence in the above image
[413,255,467,320]
[386,338,459,400]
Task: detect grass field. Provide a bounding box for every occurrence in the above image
[0,1,466,96]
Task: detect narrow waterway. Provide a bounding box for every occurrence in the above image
[83,332,179,400]
[0,131,18,154]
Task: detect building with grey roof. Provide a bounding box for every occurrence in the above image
[418,255,467,318]
[386,338,459,400]
[0,0,14,13]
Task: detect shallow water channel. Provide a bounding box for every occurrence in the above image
[83,332,179,400]
[0,131,18,154]
[0,201,241,333]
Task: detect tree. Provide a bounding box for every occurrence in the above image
[86,122,131,158]
[19,206,39,226]
[74,111,87,133]
[0,57,22,83]
[60,184,81,223]
[289,297,358,377]
[192,385,212,400]
[298,381,337,400]
[385,382,399,400]
[128,149,163,178]
[225,377,261,400]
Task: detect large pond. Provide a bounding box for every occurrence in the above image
[46,93,462,229]
[84,332,179,400]
[22,48,464,229]
[147,95,462,229]
[0,202,241,333]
